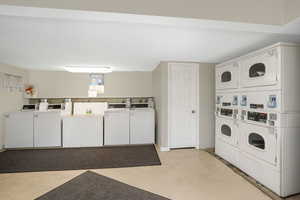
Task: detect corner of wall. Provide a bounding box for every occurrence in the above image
[283,0,300,24]
[198,63,216,149]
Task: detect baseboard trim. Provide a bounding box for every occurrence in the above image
[159,147,170,152]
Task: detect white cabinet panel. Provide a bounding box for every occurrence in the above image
[104,110,130,145]
[130,108,155,144]
[34,112,61,147]
[63,116,103,147]
[4,112,34,148]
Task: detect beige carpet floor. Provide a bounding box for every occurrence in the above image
[0,148,274,200]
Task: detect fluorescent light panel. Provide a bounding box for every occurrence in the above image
[64,66,112,73]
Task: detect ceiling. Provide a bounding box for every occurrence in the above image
[0,5,300,71]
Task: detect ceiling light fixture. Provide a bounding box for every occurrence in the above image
[64,66,113,73]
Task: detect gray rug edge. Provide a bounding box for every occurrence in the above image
[35,170,171,200]
[0,144,162,174]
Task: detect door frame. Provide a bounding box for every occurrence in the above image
[167,62,200,149]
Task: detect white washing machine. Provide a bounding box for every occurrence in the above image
[104,108,130,145]
[129,108,155,144]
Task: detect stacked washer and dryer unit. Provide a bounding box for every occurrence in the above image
[215,43,300,197]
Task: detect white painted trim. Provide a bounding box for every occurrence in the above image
[167,64,172,149]
[160,147,170,152]
[0,5,290,34]
[195,65,200,149]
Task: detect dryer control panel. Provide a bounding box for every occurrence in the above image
[247,111,268,123]
[239,91,280,111]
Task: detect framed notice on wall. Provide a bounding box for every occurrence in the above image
[0,72,24,92]
[88,73,104,97]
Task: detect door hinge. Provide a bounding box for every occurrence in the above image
[275,156,277,164]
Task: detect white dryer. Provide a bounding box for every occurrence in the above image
[239,47,280,90]
[215,62,239,91]
[130,108,155,144]
[215,43,300,197]
[215,116,240,167]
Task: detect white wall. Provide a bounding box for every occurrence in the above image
[152,62,168,148]
[0,63,28,150]
[1,0,284,25]
[285,0,300,23]
[28,71,153,98]
[198,63,215,148]
[152,62,215,150]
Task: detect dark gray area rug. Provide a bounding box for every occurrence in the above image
[36,171,170,200]
[0,145,161,173]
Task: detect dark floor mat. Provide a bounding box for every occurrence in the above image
[0,145,161,173]
[36,171,170,200]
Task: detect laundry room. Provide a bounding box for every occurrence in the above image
[1,1,300,200]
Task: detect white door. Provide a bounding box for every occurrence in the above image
[34,112,61,147]
[130,108,155,144]
[104,110,130,145]
[5,112,34,148]
[169,63,199,148]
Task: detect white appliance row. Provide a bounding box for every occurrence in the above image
[4,107,155,149]
[104,108,155,145]
[4,111,61,148]
[215,113,300,197]
[215,43,300,197]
